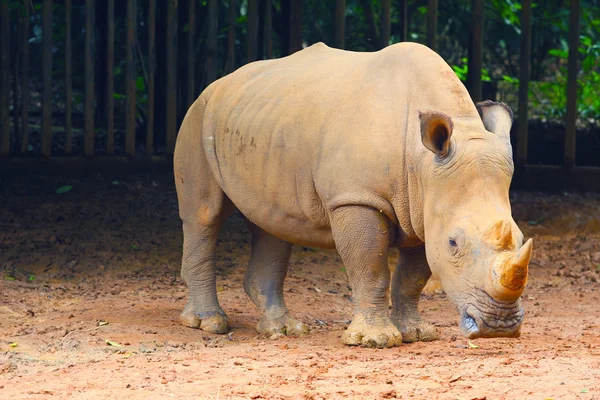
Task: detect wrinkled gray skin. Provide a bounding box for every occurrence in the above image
[173,42,532,348]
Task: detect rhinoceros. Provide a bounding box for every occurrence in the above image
[173,42,533,348]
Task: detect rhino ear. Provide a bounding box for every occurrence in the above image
[476,100,513,138]
[419,111,453,157]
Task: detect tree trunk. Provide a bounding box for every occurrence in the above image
[334,0,345,49]
[288,0,303,54]
[226,0,236,72]
[247,0,258,62]
[359,0,378,49]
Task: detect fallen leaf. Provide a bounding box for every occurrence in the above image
[449,374,462,383]
[9,342,17,348]
[98,321,109,327]
[4,276,15,280]
[105,339,122,347]
[468,341,479,349]
[55,185,73,194]
[314,286,323,293]
[123,353,132,358]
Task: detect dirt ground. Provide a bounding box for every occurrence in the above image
[1,174,599,399]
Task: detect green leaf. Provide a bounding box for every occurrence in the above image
[9,342,18,348]
[581,389,589,393]
[28,274,35,282]
[467,340,479,349]
[131,244,140,251]
[5,276,15,280]
[55,185,73,195]
[548,48,568,58]
[136,76,146,92]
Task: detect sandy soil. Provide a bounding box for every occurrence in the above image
[1,174,599,399]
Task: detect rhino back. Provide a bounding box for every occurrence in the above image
[199,42,478,246]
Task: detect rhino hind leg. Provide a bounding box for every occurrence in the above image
[178,194,235,333]
[243,222,309,337]
[390,246,439,342]
[175,114,235,333]
[331,206,403,348]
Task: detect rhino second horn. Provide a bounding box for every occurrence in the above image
[487,238,533,301]
[485,220,514,249]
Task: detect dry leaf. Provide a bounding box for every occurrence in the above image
[105,339,122,347]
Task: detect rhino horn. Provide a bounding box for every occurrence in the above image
[485,219,514,249]
[487,239,533,301]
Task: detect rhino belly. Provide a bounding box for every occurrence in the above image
[204,119,334,248]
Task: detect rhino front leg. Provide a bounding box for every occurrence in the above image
[244,222,309,336]
[391,246,439,342]
[331,206,403,348]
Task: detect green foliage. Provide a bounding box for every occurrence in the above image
[525,33,600,121]
[452,58,491,82]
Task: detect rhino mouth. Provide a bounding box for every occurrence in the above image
[459,295,524,339]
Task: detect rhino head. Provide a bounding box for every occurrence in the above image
[417,101,532,339]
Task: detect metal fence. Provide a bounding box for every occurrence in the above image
[0,0,597,190]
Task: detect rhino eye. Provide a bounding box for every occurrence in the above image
[449,238,457,247]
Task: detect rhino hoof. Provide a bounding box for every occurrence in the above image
[342,320,403,348]
[257,313,309,337]
[399,321,439,343]
[179,304,230,334]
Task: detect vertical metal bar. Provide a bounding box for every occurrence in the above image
[265,0,272,58]
[187,0,196,107]
[380,0,390,49]
[334,0,345,49]
[564,0,580,169]
[399,0,407,42]
[426,0,437,50]
[0,0,10,155]
[64,0,72,154]
[125,0,136,156]
[12,22,20,144]
[166,0,178,153]
[84,0,95,156]
[227,0,236,72]
[516,0,531,169]
[206,0,217,83]
[20,0,31,154]
[289,0,303,54]
[106,0,115,155]
[468,0,484,103]
[147,0,156,156]
[247,0,258,62]
[42,0,53,157]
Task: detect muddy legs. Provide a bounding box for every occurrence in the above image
[244,222,308,336]
[391,246,439,342]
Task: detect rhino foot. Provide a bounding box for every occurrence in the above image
[396,320,439,343]
[257,313,309,337]
[342,318,403,348]
[179,303,230,334]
